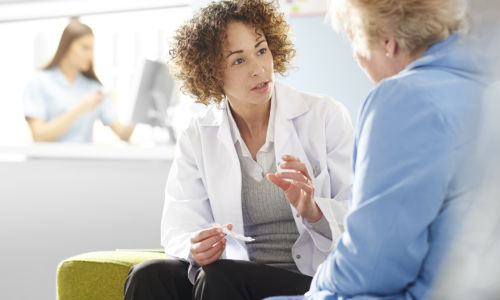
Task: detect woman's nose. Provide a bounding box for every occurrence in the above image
[251,61,265,77]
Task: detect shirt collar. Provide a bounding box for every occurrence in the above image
[52,66,84,86]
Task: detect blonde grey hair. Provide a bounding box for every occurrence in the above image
[328,0,468,58]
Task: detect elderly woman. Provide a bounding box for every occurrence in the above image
[268,0,487,300]
[123,0,354,299]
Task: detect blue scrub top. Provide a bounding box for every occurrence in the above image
[23,66,116,143]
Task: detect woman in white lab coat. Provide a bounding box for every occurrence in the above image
[124,1,353,299]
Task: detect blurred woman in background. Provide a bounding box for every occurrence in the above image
[24,20,134,143]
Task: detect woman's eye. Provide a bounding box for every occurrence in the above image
[233,58,244,65]
[258,48,267,55]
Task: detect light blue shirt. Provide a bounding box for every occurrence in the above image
[23,66,116,143]
[266,34,488,300]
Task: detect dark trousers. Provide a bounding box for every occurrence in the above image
[123,259,312,300]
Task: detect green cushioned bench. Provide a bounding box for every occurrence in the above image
[57,250,168,300]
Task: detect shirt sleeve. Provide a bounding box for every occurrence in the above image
[309,81,456,298]
[98,96,117,126]
[23,78,47,120]
[304,215,332,240]
[161,122,215,260]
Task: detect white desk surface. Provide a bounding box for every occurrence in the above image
[0,142,175,161]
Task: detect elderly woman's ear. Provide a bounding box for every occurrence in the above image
[382,36,397,58]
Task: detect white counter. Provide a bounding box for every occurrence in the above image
[0,142,175,161]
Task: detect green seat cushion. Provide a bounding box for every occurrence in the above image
[57,250,168,300]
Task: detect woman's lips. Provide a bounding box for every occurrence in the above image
[251,81,270,93]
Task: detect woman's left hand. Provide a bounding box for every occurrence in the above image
[267,155,323,223]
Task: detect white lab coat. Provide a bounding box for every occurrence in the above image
[161,82,354,277]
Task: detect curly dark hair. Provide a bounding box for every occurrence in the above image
[169,0,296,105]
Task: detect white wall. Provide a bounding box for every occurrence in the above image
[280,15,373,121]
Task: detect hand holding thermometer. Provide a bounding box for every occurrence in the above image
[212,223,255,242]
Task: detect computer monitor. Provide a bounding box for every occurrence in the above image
[130,59,178,142]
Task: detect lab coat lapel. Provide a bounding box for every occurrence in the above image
[274,83,313,176]
[274,84,314,234]
[213,103,245,243]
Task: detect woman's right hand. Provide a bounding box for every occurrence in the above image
[76,92,104,114]
[190,224,232,266]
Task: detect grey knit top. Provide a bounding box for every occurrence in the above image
[241,160,301,273]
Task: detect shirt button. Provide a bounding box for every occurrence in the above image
[296,213,300,218]
[296,254,301,259]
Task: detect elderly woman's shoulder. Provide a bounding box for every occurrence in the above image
[379,69,467,104]
[364,71,479,125]
[370,73,432,103]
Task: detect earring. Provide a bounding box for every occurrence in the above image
[385,53,390,57]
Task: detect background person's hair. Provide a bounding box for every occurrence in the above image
[169,0,295,106]
[328,0,468,58]
[44,19,101,83]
